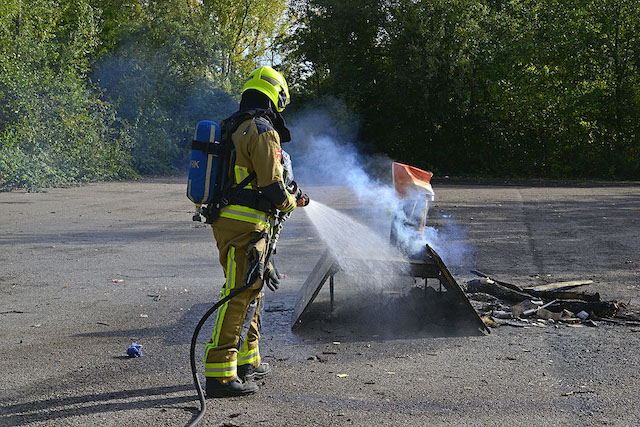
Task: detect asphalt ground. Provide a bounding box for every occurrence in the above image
[1,178,639,426]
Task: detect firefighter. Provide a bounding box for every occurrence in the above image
[205,66,309,397]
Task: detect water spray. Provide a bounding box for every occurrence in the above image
[304,200,412,293]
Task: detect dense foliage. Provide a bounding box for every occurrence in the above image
[0,0,287,190]
[1,0,638,190]
[286,0,640,178]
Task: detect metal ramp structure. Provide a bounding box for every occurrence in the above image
[291,244,489,335]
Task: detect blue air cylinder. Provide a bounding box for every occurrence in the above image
[187,120,221,206]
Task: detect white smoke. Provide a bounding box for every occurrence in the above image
[287,100,473,268]
[288,102,396,208]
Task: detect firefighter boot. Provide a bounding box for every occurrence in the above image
[206,376,258,398]
[238,363,271,382]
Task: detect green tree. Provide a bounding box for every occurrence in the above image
[286,0,495,175]
[285,0,640,179]
[487,0,640,177]
[1,0,290,189]
[92,0,289,174]
[0,0,135,190]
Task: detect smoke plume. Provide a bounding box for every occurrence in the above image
[287,99,473,269]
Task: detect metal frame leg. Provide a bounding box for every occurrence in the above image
[329,274,335,312]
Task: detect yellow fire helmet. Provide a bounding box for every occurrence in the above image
[243,66,290,112]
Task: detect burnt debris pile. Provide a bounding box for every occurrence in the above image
[465,271,640,329]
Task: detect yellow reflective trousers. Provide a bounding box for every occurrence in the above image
[205,216,270,384]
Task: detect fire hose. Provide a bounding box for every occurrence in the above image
[186,211,290,427]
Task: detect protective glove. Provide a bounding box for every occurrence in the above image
[263,266,280,292]
[287,180,310,207]
[296,192,310,207]
[292,186,310,207]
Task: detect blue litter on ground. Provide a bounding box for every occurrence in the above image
[126,342,143,358]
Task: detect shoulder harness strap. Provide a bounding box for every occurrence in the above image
[204,113,264,223]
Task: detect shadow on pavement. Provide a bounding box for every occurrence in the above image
[0,225,190,246]
[0,384,195,426]
[73,299,295,346]
[292,291,486,342]
[73,302,215,346]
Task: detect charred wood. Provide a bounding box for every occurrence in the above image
[466,278,533,303]
[524,280,593,292]
[526,289,601,302]
[470,270,524,292]
[549,300,619,318]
